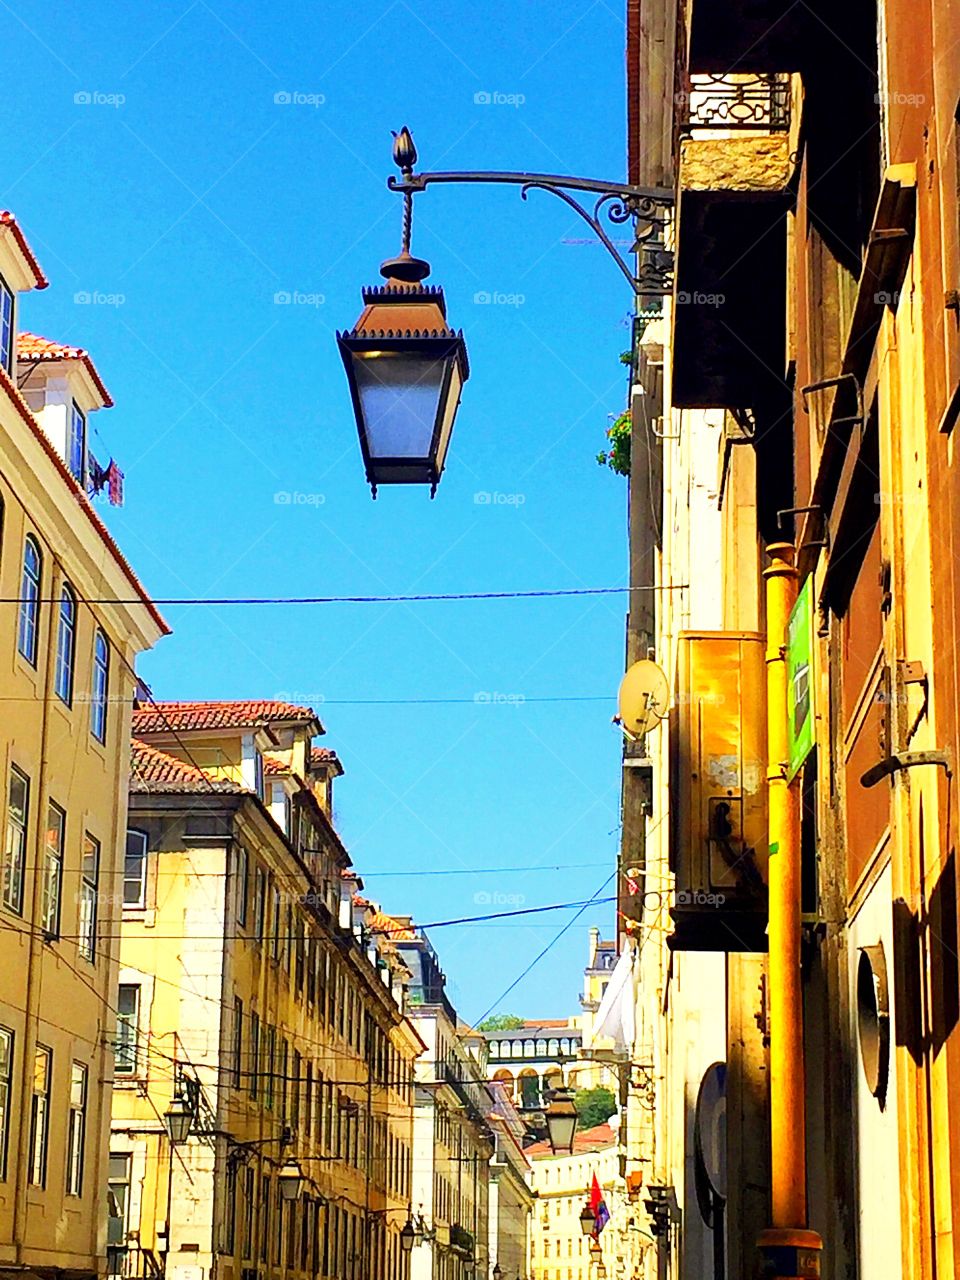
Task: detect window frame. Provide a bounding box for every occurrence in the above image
[233,996,243,1089]
[91,630,109,743]
[0,277,12,373]
[54,584,77,706]
[115,984,140,1076]
[66,1061,87,1196]
[3,765,29,916]
[78,833,99,963]
[17,534,42,667]
[123,830,148,909]
[68,401,86,485]
[28,1044,51,1187]
[41,800,65,938]
[235,844,248,926]
[0,1027,12,1180]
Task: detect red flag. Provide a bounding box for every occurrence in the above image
[590,1172,610,1236]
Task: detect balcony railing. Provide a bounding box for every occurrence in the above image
[106,1245,164,1280]
[679,73,790,131]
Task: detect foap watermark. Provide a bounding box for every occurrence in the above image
[275,690,327,705]
[473,290,525,307]
[274,490,326,507]
[874,490,924,509]
[474,490,525,507]
[473,691,526,706]
[473,90,525,108]
[676,889,726,907]
[676,290,726,308]
[874,290,901,306]
[74,90,125,108]
[473,890,526,906]
[274,90,325,107]
[874,90,925,107]
[74,290,126,307]
[274,290,325,307]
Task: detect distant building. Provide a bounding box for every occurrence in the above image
[392,926,495,1280]
[526,1125,643,1280]
[110,701,420,1280]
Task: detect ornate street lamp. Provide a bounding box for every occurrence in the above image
[337,129,469,498]
[579,1202,597,1236]
[544,1086,578,1154]
[163,1095,194,1145]
[400,1217,416,1253]
[339,128,673,496]
[493,1265,503,1280]
[277,1159,304,1202]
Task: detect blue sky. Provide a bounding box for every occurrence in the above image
[4,0,631,1019]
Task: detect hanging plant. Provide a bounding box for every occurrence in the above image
[597,409,631,476]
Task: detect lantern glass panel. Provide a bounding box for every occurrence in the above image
[354,354,447,458]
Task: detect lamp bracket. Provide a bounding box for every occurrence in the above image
[386,133,674,297]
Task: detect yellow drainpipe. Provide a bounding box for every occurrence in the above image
[757,543,822,1279]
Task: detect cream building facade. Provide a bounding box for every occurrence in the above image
[110,701,421,1280]
[0,212,167,1280]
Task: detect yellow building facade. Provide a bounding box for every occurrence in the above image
[0,213,167,1279]
[111,701,421,1280]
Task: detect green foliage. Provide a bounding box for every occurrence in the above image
[574,1085,618,1130]
[597,410,631,477]
[477,1013,527,1032]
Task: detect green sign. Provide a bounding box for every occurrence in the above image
[786,576,815,781]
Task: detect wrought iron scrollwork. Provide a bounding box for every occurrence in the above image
[385,128,675,296]
[680,72,791,130]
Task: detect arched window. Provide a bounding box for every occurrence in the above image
[524,1040,536,1058]
[501,1040,512,1059]
[54,585,76,704]
[489,1041,499,1058]
[559,1038,570,1056]
[548,1038,560,1056]
[536,1039,547,1055]
[91,631,109,743]
[17,536,42,665]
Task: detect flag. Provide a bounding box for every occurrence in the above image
[589,941,636,1051]
[590,1172,610,1237]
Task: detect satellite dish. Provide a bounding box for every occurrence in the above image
[616,659,670,739]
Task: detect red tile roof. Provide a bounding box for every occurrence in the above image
[310,744,344,775]
[263,754,290,776]
[525,1123,617,1157]
[369,911,416,940]
[17,331,112,406]
[132,700,321,734]
[0,361,168,636]
[130,739,241,793]
[0,212,48,289]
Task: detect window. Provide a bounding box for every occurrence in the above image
[254,866,266,942]
[279,1038,289,1121]
[271,886,281,960]
[115,985,139,1075]
[233,997,243,1089]
[260,1177,271,1261]
[254,749,265,800]
[29,1045,51,1186]
[0,278,12,372]
[265,1026,276,1110]
[42,802,65,937]
[107,1154,131,1245]
[0,1027,12,1179]
[91,631,109,742]
[292,1049,301,1130]
[78,834,99,962]
[3,766,29,914]
[68,402,86,484]
[224,1161,237,1253]
[250,1012,260,1101]
[66,1062,87,1195]
[54,586,76,705]
[18,536,42,666]
[124,830,147,907]
[242,1165,255,1259]
[236,845,248,926]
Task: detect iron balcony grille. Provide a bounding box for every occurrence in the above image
[679,73,791,130]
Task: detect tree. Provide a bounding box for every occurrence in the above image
[477,1013,526,1032]
[574,1086,617,1130]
